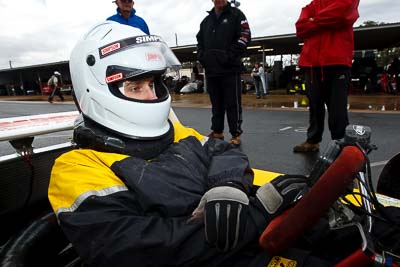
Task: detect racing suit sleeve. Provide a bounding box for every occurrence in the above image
[296,0,359,39]
[229,10,251,60]
[203,137,253,193]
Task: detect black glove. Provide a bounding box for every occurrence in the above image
[256,174,309,218]
[191,186,249,252]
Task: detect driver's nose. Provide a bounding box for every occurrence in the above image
[143,84,157,100]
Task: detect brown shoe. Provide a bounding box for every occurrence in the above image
[293,141,319,152]
[230,136,241,146]
[208,132,224,140]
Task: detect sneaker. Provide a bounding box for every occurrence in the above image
[293,142,319,152]
[208,132,224,140]
[256,96,261,99]
[230,136,241,146]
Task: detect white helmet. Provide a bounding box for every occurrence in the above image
[69,21,181,139]
[54,71,61,75]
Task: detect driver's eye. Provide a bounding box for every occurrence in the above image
[121,77,155,93]
[125,82,139,91]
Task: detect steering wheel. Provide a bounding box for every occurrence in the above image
[259,145,366,254]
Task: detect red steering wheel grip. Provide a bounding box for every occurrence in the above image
[259,146,366,254]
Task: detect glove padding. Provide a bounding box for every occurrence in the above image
[256,174,308,217]
[191,186,249,252]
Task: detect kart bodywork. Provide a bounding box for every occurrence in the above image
[0,112,399,266]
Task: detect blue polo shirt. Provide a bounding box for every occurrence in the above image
[107,8,150,34]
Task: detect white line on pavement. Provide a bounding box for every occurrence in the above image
[279,126,292,131]
[371,160,388,167]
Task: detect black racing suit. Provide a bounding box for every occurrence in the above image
[196,4,251,137]
[48,124,272,267]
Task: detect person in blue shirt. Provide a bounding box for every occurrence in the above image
[107,0,150,34]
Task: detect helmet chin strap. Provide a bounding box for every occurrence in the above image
[73,116,174,160]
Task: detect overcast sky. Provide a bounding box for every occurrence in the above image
[0,0,399,70]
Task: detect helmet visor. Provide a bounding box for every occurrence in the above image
[90,35,181,85]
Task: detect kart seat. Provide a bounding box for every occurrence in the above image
[0,212,82,267]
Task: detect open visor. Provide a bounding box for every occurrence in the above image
[90,35,182,85]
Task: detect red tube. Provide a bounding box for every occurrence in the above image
[259,146,366,254]
[334,249,373,267]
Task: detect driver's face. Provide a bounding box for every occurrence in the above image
[122,77,157,100]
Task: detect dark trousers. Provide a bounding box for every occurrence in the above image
[48,86,64,101]
[305,66,350,144]
[207,73,243,137]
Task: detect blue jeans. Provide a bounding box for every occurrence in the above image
[254,78,262,97]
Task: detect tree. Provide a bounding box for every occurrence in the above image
[358,21,386,27]
[357,21,400,68]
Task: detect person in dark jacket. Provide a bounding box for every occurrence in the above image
[107,0,150,34]
[48,22,311,267]
[293,0,360,153]
[196,0,251,146]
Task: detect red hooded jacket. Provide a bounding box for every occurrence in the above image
[296,0,359,67]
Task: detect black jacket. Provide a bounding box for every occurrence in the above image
[196,4,251,77]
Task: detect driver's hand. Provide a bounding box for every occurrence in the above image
[256,174,309,218]
[191,186,249,252]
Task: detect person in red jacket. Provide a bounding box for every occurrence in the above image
[293,0,360,152]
